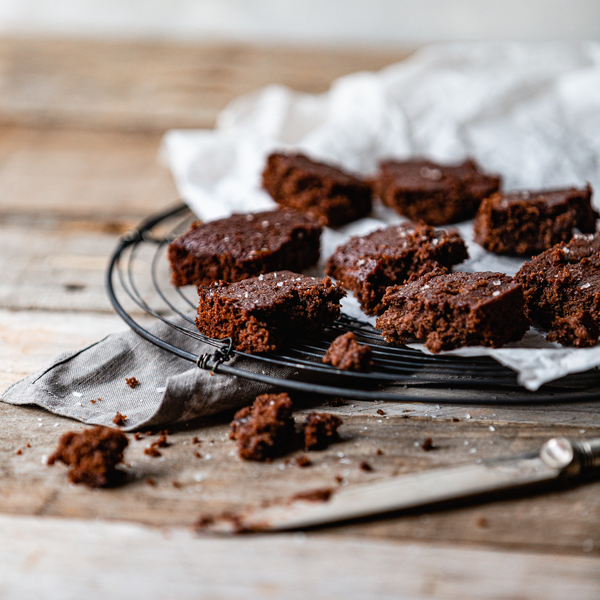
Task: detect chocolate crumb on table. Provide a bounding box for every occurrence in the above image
[47,426,128,488]
[325,222,469,315]
[516,233,600,347]
[304,412,343,451]
[291,488,333,503]
[167,209,322,287]
[474,185,597,256]
[294,455,312,468]
[377,409,385,415]
[144,446,161,458]
[125,377,140,389]
[327,398,348,407]
[262,152,372,227]
[322,332,373,372]
[377,270,530,353]
[196,271,345,354]
[360,461,373,472]
[374,158,501,225]
[113,412,127,427]
[229,393,295,461]
[422,437,434,451]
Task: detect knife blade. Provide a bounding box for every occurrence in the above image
[201,436,600,533]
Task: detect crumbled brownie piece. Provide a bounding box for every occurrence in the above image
[15,448,22,455]
[325,222,469,314]
[168,209,322,287]
[47,426,128,488]
[134,433,143,441]
[125,377,140,389]
[196,271,345,353]
[375,159,501,225]
[304,412,343,450]
[327,398,348,407]
[377,270,530,353]
[422,437,434,451]
[193,451,202,458]
[144,446,161,458]
[229,393,295,461]
[515,233,600,346]
[262,152,372,227]
[376,409,385,416]
[294,455,313,468]
[112,412,127,427]
[376,448,384,455]
[291,488,333,503]
[474,185,596,256]
[359,461,373,471]
[322,332,373,372]
[145,477,156,486]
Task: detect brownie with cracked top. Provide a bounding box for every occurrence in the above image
[325,222,469,315]
[474,185,596,256]
[196,271,346,353]
[377,270,529,353]
[515,233,600,347]
[262,152,372,227]
[47,426,129,488]
[322,331,373,372]
[375,159,501,225]
[168,209,322,287]
[229,393,295,461]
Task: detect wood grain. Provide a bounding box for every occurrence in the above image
[0,37,411,132]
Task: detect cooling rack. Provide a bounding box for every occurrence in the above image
[106,201,600,404]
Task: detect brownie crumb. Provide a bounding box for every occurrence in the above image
[192,437,201,445]
[26,443,31,448]
[452,418,461,422]
[229,393,295,461]
[193,451,202,458]
[477,516,489,528]
[134,433,143,441]
[144,446,161,458]
[153,434,171,448]
[145,477,156,486]
[327,398,348,407]
[291,488,333,503]
[322,332,373,372]
[172,481,182,488]
[113,412,127,427]
[304,412,343,451]
[376,449,384,456]
[47,426,128,488]
[377,409,385,416]
[90,399,97,404]
[335,475,343,484]
[294,455,312,468]
[125,377,140,389]
[359,461,373,472]
[15,448,22,455]
[422,437,435,451]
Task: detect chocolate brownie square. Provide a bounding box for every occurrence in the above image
[262,152,372,227]
[168,209,322,287]
[515,233,600,347]
[474,185,597,256]
[229,393,295,461]
[375,159,501,225]
[322,331,373,372]
[376,270,530,353]
[325,222,469,315]
[196,271,346,353]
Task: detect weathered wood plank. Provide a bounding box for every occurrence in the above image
[0,126,177,218]
[0,37,411,132]
[1,515,598,600]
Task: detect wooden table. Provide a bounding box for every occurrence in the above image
[0,37,598,599]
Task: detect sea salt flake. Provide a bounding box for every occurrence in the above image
[277,282,283,287]
[492,280,502,286]
[156,387,166,393]
[492,291,500,296]
[357,259,365,266]
[258,274,264,281]
[261,220,269,228]
[72,392,83,398]
[421,284,430,290]
[489,425,496,431]
[580,282,591,289]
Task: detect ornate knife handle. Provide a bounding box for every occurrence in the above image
[540,437,600,475]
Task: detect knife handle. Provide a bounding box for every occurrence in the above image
[540,437,600,475]
[573,438,600,472]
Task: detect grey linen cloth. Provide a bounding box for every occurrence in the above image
[1,316,284,431]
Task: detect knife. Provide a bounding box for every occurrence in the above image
[200,436,600,533]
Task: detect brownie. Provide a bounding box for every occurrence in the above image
[376,270,530,353]
[47,426,128,488]
[229,393,295,461]
[196,271,346,353]
[262,152,372,227]
[515,233,600,347]
[325,222,469,315]
[168,209,322,287]
[303,412,343,450]
[474,185,597,256]
[322,331,373,372]
[375,159,501,225]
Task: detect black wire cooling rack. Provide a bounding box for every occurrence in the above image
[106,201,600,404]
